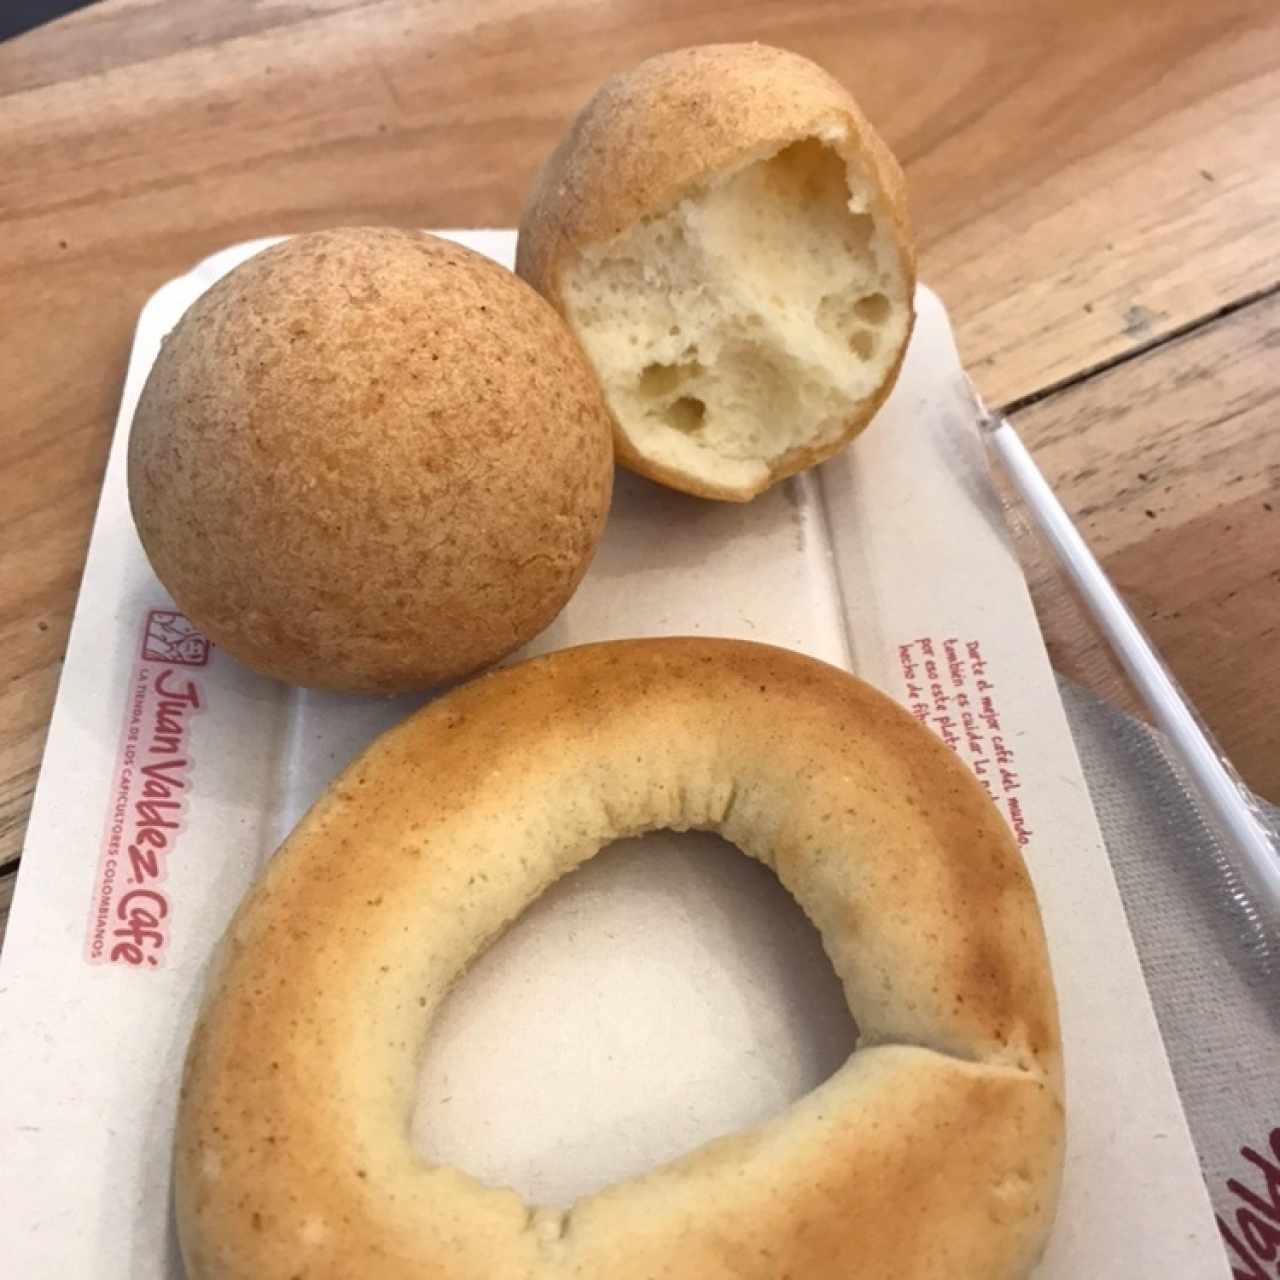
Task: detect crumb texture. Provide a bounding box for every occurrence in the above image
[566,138,910,493]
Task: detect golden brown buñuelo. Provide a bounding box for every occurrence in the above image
[176,638,1064,1280]
[128,227,615,693]
[517,44,917,501]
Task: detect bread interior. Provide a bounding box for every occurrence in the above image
[563,134,910,493]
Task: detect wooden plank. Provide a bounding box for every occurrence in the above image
[3,1,1278,389]
[1004,289,1280,801]
[938,68,1280,408]
[0,869,13,955]
[2,0,1279,880]
[0,0,382,95]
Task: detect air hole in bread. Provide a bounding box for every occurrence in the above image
[666,395,707,434]
[637,359,702,400]
[849,330,876,361]
[564,134,910,494]
[855,292,891,323]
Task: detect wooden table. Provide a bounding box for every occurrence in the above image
[2,0,1278,938]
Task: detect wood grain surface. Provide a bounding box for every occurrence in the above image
[0,872,12,951]
[1006,292,1280,799]
[2,0,1279,934]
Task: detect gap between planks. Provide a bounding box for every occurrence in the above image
[1000,276,1280,418]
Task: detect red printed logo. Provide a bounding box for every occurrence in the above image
[141,608,210,666]
[1217,1125,1280,1279]
[85,609,208,968]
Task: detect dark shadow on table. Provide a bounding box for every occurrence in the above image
[2,0,99,43]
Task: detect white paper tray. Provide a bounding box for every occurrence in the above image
[0,231,1229,1277]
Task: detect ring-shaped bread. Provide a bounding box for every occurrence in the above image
[176,637,1064,1280]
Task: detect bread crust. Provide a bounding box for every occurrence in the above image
[517,44,918,501]
[176,637,1064,1280]
[127,227,615,692]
